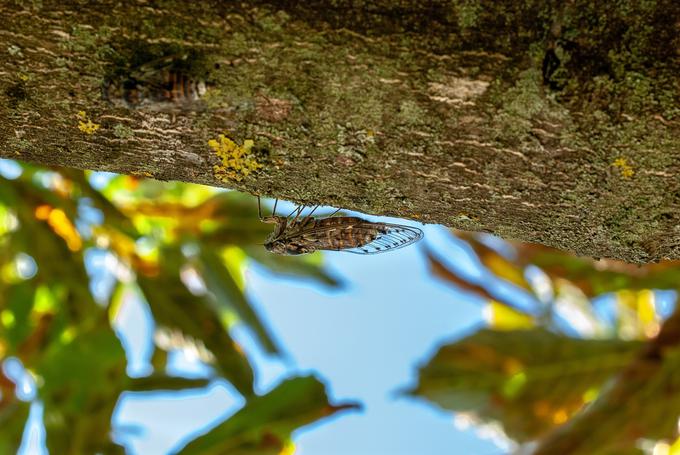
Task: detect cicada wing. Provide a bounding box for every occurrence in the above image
[344,223,423,254]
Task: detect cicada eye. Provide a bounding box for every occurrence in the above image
[265,242,295,255]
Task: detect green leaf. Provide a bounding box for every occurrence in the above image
[513,243,680,296]
[180,376,358,455]
[1,282,35,351]
[37,321,128,454]
[244,246,341,288]
[127,375,212,391]
[198,249,279,354]
[532,310,680,455]
[136,248,254,396]
[411,328,642,442]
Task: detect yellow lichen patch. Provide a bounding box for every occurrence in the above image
[209,134,262,182]
[77,111,100,135]
[131,170,155,179]
[612,157,635,178]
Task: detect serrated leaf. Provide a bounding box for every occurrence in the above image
[412,328,642,442]
[532,309,680,455]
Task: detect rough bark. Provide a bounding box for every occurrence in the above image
[1,1,678,263]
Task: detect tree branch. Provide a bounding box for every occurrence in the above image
[1,1,678,262]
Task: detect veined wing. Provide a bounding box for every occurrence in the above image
[344,222,423,254]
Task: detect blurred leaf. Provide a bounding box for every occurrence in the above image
[127,375,212,391]
[427,249,524,313]
[412,329,642,442]
[181,192,258,225]
[118,191,269,245]
[198,249,279,354]
[533,307,680,455]
[37,321,128,454]
[136,249,254,396]
[513,243,680,296]
[181,376,358,455]
[614,289,662,339]
[670,436,680,454]
[64,169,138,238]
[552,279,608,338]
[0,177,98,323]
[427,250,495,301]
[459,234,531,290]
[483,253,530,290]
[485,301,535,331]
[244,246,341,287]
[1,283,35,350]
[202,224,271,248]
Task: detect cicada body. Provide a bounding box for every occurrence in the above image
[259,198,423,255]
[102,55,207,110]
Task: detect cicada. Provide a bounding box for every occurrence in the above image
[258,197,423,255]
[102,54,207,110]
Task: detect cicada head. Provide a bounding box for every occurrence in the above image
[264,240,312,255]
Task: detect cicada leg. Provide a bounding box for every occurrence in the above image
[299,205,320,228]
[290,205,306,225]
[258,196,280,222]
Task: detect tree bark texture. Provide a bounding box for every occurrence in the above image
[1,1,678,263]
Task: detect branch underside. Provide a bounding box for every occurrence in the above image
[1,1,678,263]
